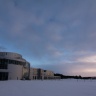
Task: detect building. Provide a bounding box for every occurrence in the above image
[37,68,44,80]
[44,70,54,79]
[0,52,30,80]
[0,52,61,81]
[30,68,44,80]
[30,68,38,80]
[30,68,55,80]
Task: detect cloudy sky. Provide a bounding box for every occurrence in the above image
[0,0,96,76]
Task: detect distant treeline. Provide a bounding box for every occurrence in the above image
[54,73,96,79]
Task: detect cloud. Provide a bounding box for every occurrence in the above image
[0,0,96,76]
[1,0,96,51]
[77,55,96,63]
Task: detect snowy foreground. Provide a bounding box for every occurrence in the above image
[0,79,96,96]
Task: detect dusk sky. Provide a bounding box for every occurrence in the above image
[0,0,96,76]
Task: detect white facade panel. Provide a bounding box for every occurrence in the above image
[8,64,23,80]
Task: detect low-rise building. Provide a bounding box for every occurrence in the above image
[30,68,55,80]
[30,68,38,80]
[37,68,44,80]
[44,70,54,79]
[30,68,44,80]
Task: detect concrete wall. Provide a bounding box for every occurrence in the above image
[30,68,33,79]
[8,64,23,80]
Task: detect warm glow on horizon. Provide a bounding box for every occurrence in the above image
[77,55,96,63]
[69,67,96,77]
[82,69,96,73]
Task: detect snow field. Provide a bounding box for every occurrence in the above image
[0,79,96,96]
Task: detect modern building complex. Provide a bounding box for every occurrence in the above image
[0,52,60,80]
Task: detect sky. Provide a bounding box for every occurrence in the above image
[0,0,96,76]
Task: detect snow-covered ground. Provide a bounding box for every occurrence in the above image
[0,79,96,96]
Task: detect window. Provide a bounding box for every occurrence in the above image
[0,72,8,80]
[0,64,8,69]
[0,59,25,66]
